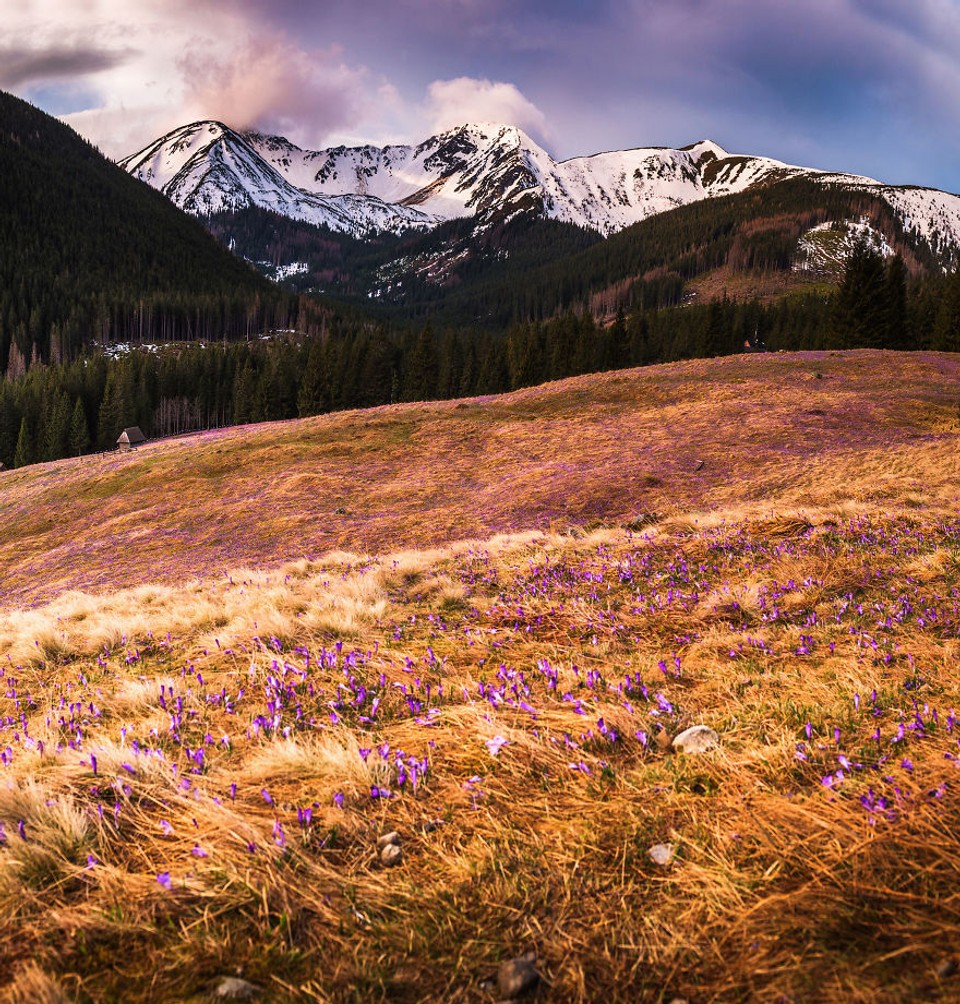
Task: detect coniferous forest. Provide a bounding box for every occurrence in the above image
[0,90,298,370]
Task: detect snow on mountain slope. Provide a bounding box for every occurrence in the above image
[245,123,542,221]
[121,121,960,253]
[119,122,432,235]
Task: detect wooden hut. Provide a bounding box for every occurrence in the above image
[117,427,147,452]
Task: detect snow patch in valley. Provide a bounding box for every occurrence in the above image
[794,218,894,275]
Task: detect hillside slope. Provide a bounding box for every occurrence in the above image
[2,350,958,608]
[2,351,960,1002]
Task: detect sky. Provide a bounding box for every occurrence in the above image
[2,0,959,192]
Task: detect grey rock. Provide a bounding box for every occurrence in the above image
[671,725,719,754]
[380,842,403,867]
[215,977,261,1000]
[377,831,400,849]
[648,842,675,866]
[497,957,539,998]
[624,512,659,532]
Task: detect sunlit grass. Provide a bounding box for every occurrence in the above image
[1,350,960,1000]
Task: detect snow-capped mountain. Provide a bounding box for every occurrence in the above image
[121,120,960,253]
[119,121,433,235]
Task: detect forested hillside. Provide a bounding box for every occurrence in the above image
[0,91,294,373]
[206,175,951,330]
[2,90,959,472]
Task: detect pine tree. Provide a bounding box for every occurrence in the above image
[42,392,71,461]
[833,240,887,348]
[404,324,439,402]
[69,397,91,456]
[932,269,960,352]
[13,416,33,468]
[880,254,908,349]
[297,338,328,417]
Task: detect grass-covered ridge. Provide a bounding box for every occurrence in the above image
[2,350,960,1001]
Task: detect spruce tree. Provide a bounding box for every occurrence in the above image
[13,417,33,468]
[297,339,327,417]
[932,269,960,352]
[69,397,91,456]
[833,240,887,348]
[880,254,908,349]
[42,392,71,461]
[404,324,439,401]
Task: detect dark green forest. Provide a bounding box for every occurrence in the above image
[0,91,296,372]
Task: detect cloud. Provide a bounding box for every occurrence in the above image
[425,78,550,145]
[0,45,134,89]
[177,34,369,145]
[4,0,960,189]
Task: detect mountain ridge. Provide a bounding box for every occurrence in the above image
[120,120,960,255]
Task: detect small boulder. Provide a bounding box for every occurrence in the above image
[497,956,539,998]
[380,842,403,867]
[215,977,261,1000]
[377,831,400,850]
[624,512,659,532]
[648,843,676,866]
[672,725,719,754]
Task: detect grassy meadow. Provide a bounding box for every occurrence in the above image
[2,350,960,1002]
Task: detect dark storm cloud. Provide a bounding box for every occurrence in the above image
[0,45,134,89]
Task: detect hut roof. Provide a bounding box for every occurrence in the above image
[117,426,146,447]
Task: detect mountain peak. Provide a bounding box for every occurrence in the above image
[680,139,730,161]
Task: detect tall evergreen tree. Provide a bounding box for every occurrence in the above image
[404,324,439,401]
[42,392,71,461]
[13,417,33,468]
[69,397,91,456]
[932,269,960,352]
[880,254,908,349]
[832,240,887,348]
[297,338,328,417]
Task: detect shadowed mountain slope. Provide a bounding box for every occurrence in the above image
[0,91,286,367]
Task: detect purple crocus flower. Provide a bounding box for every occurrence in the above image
[157,871,172,889]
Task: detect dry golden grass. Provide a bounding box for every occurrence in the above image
[1,351,960,1001]
[2,349,959,610]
